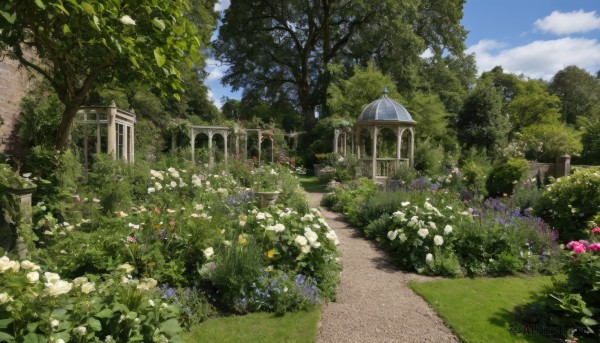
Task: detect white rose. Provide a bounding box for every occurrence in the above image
[75,326,87,335]
[444,225,453,235]
[304,230,318,244]
[429,222,437,230]
[256,212,266,220]
[417,228,429,239]
[155,182,163,190]
[433,235,444,246]
[81,282,95,294]
[118,263,135,273]
[51,319,59,328]
[300,245,311,254]
[21,260,40,271]
[148,299,155,307]
[8,261,20,272]
[0,292,12,304]
[203,247,214,260]
[27,271,40,284]
[45,280,72,296]
[401,201,410,207]
[294,235,308,246]
[0,256,11,273]
[425,253,434,264]
[55,339,65,343]
[44,272,61,284]
[399,233,407,242]
[147,187,156,194]
[387,230,398,240]
[119,15,136,26]
[274,223,285,232]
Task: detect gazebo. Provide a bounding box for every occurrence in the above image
[347,88,416,182]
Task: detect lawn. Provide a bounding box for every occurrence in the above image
[410,276,556,343]
[183,308,321,343]
[299,176,327,193]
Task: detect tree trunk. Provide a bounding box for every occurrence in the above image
[55,101,83,151]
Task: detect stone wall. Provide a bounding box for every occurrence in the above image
[0,53,35,157]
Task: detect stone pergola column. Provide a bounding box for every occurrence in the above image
[257,131,262,165]
[333,129,340,154]
[409,128,415,167]
[223,132,229,163]
[107,101,117,159]
[190,128,196,164]
[208,131,214,168]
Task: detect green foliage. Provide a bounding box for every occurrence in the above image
[327,62,403,120]
[18,81,64,149]
[457,78,511,156]
[539,168,600,241]
[460,148,492,198]
[486,158,530,197]
[414,138,445,176]
[406,92,451,144]
[506,79,562,134]
[575,107,600,165]
[0,259,184,342]
[549,65,600,124]
[518,122,582,162]
[0,0,214,148]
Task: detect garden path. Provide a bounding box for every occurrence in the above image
[306,193,459,343]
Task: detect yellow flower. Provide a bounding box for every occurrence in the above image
[267,249,275,259]
[238,234,248,246]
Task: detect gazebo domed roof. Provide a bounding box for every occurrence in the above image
[358,88,416,124]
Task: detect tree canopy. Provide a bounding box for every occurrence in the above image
[0,0,216,149]
[214,0,467,128]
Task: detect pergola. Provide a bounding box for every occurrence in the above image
[75,101,136,170]
[335,89,416,182]
[188,125,304,167]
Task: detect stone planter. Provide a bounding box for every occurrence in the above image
[313,164,324,178]
[9,186,36,207]
[254,191,280,208]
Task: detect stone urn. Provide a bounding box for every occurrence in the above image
[9,186,36,207]
[253,191,280,208]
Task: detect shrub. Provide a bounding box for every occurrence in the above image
[414,138,445,176]
[539,168,600,241]
[486,157,529,197]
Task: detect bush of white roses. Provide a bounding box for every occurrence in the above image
[0,257,183,342]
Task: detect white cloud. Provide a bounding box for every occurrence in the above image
[534,10,600,35]
[214,0,230,12]
[206,88,223,109]
[420,48,434,59]
[467,37,600,80]
[204,58,227,81]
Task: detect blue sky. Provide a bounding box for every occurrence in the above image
[205,0,600,108]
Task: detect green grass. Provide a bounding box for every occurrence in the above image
[182,308,321,343]
[299,176,327,193]
[410,276,555,343]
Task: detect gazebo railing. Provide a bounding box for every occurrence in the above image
[360,158,409,178]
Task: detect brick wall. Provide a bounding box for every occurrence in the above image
[0,53,36,157]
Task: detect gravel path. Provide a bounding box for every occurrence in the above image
[306,193,459,343]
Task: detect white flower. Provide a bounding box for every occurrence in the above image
[401,201,410,207]
[81,282,95,294]
[170,181,177,188]
[150,169,164,180]
[148,299,155,307]
[155,182,163,190]
[295,235,308,246]
[274,223,285,232]
[256,212,266,220]
[137,278,158,291]
[128,223,140,229]
[194,204,205,211]
[425,253,434,264]
[75,326,87,336]
[147,187,156,194]
[0,293,12,304]
[304,230,318,244]
[27,271,39,284]
[0,256,11,273]
[203,247,214,260]
[55,339,65,343]
[429,222,437,230]
[417,228,429,239]
[387,230,398,241]
[73,276,88,286]
[21,260,40,271]
[223,240,231,246]
[300,245,311,254]
[118,263,135,273]
[325,230,339,244]
[444,225,453,235]
[105,335,115,343]
[45,280,73,296]
[8,260,19,272]
[433,235,444,246]
[44,272,61,284]
[120,15,136,25]
[399,233,407,242]
[51,319,59,328]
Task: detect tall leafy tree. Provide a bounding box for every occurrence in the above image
[215,0,467,128]
[0,0,215,149]
[549,66,600,124]
[506,79,562,134]
[457,78,510,155]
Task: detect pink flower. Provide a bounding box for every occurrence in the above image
[567,241,587,254]
[573,245,586,254]
[592,227,600,234]
[589,243,600,252]
[127,236,137,244]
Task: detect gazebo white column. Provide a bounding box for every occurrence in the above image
[371,126,378,180]
[107,101,117,159]
[409,128,415,167]
[333,129,340,154]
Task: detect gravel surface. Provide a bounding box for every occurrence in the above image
[306,193,459,343]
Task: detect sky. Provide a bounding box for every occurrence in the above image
[204,0,600,108]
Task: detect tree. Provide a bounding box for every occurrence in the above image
[214,0,467,128]
[405,92,452,144]
[506,79,562,134]
[577,105,600,164]
[327,62,403,120]
[0,0,214,149]
[549,66,600,124]
[457,79,510,155]
[518,123,582,162]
